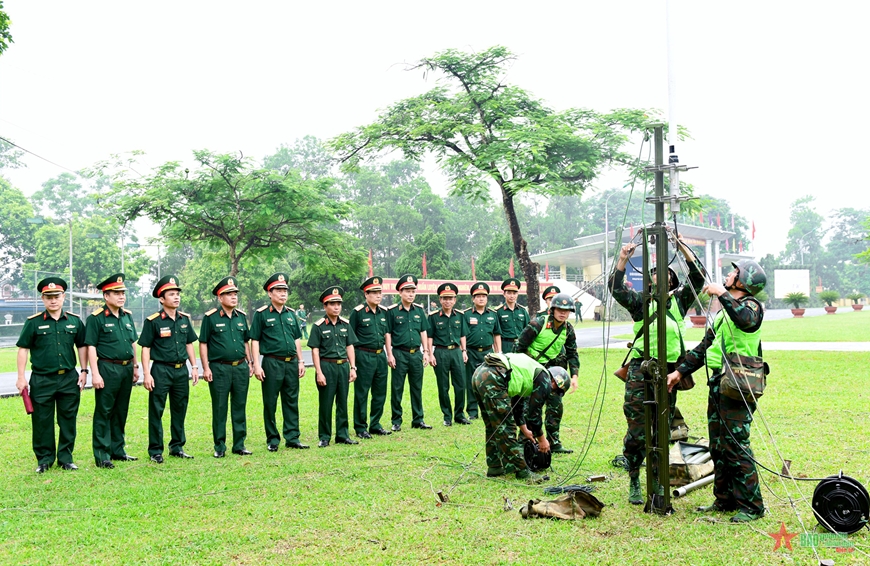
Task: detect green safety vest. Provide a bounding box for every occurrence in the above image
[527,317,568,364]
[505,354,546,398]
[631,299,685,363]
[706,307,761,370]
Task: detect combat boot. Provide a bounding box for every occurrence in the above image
[515,469,548,484]
[550,444,574,454]
[628,476,643,505]
[695,502,733,513]
[486,466,506,477]
[731,509,764,523]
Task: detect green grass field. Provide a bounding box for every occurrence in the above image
[1,350,868,565]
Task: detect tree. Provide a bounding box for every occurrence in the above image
[31,172,100,220]
[474,231,514,281]
[442,194,505,270]
[262,136,334,180]
[101,150,363,277]
[856,216,870,266]
[0,138,25,170]
[782,196,825,266]
[331,46,655,315]
[0,177,35,280]
[0,1,13,57]
[394,227,460,280]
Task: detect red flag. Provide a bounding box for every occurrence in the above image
[629,223,635,238]
[509,257,515,277]
[752,221,756,240]
[731,215,735,230]
[422,253,427,277]
[699,212,704,224]
[545,261,549,281]
[471,256,476,280]
[739,241,744,252]
[368,249,373,277]
[717,213,721,229]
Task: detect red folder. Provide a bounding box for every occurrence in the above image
[22,387,34,414]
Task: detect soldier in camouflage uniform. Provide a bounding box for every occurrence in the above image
[472,353,570,483]
[609,239,703,504]
[668,260,767,523]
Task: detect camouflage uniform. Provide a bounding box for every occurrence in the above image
[676,292,764,515]
[608,262,703,478]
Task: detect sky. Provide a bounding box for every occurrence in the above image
[1,1,868,258]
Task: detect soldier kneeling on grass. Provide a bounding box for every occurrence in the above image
[472,353,570,484]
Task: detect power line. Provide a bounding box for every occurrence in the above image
[0,134,80,175]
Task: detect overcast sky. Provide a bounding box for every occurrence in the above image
[1,1,867,258]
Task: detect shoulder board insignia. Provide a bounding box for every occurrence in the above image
[123,308,133,315]
[147,312,161,321]
[92,308,104,316]
[204,308,218,316]
[314,318,325,326]
[413,302,424,309]
[520,305,529,311]
[429,310,440,316]
[457,308,469,314]
[354,304,365,311]
[339,316,349,324]
[66,311,80,317]
[485,307,495,313]
[496,304,506,310]
[386,304,398,310]
[256,305,269,312]
[179,311,190,317]
[236,309,247,316]
[27,312,42,320]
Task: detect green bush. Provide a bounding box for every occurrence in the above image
[846,291,865,304]
[818,290,840,306]
[784,291,809,309]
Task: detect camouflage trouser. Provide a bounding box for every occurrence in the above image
[622,358,678,476]
[544,390,563,446]
[472,364,526,474]
[708,374,764,514]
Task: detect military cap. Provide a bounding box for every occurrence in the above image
[38,277,67,296]
[320,286,344,304]
[541,285,561,300]
[97,273,127,292]
[152,275,181,298]
[501,278,521,292]
[396,274,418,291]
[212,276,239,296]
[360,276,383,293]
[470,281,490,296]
[437,282,458,297]
[263,273,289,292]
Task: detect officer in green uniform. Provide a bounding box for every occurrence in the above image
[427,282,469,426]
[515,292,580,454]
[462,282,502,420]
[86,273,139,469]
[574,299,583,323]
[16,278,88,473]
[308,287,359,447]
[386,274,432,431]
[297,304,309,340]
[199,276,253,458]
[250,273,308,451]
[139,275,199,463]
[349,276,391,438]
[496,278,529,354]
[541,285,560,307]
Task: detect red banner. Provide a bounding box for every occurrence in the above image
[377,279,528,295]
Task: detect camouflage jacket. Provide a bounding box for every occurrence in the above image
[513,372,552,438]
[514,315,580,376]
[608,260,704,323]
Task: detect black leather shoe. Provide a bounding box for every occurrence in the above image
[169,451,194,459]
[285,442,309,450]
[232,449,252,456]
[97,460,115,469]
[357,431,373,439]
[468,415,479,420]
[443,419,453,427]
[391,424,402,432]
[59,462,78,471]
[455,417,472,425]
[318,440,330,448]
[267,444,279,452]
[412,422,432,430]
[150,454,164,464]
[372,428,392,436]
[213,451,225,458]
[111,454,138,462]
[336,438,359,445]
[35,463,51,474]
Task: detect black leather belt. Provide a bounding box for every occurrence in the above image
[437,344,459,350]
[392,345,419,354]
[264,354,297,362]
[154,360,187,369]
[357,346,384,354]
[470,346,493,352]
[99,358,135,366]
[213,359,247,366]
[321,358,348,364]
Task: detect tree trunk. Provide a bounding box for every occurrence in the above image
[229,243,239,277]
[500,184,539,318]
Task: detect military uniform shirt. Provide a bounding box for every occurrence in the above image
[427,310,466,347]
[199,308,250,362]
[496,303,530,340]
[463,308,501,348]
[385,303,429,348]
[138,310,197,362]
[308,316,358,359]
[85,306,137,360]
[250,304,301,357]
[17,311,86,374]
[349,304,387,349]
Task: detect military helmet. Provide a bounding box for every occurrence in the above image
[549,293,575,312]
[547,366,571,395]
[731,260,767,295]
[650,267,680,292]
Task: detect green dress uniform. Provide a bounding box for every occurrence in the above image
[349,277,390,436]
[17,306,86,468]
[251,302,303,448]
[428,283,468,424]
[387,275,430,429]
[85,301,138,464]
[462,283,502,419]
[308,287,358,444]
[296,307,309,340]
[497,278,529,354]
[200,295,251,455]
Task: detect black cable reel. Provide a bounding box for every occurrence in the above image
[812,472,870,535]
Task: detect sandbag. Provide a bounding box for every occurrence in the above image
[520,490,605,520]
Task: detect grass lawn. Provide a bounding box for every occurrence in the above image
[616,310,870,342]
[1,350,868,564]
